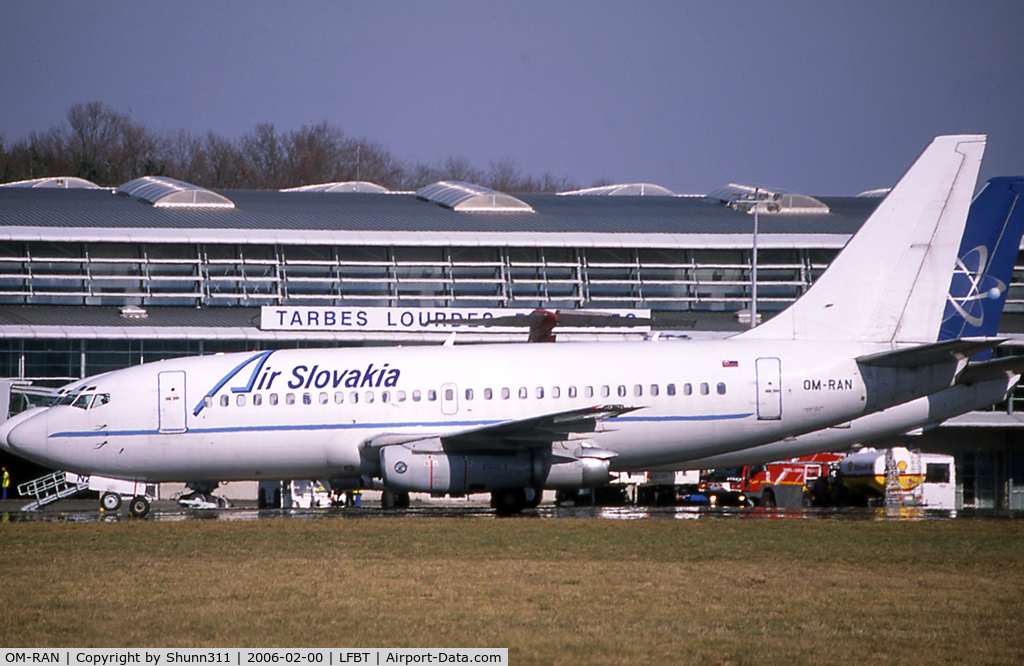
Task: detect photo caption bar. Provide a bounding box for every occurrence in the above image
[0,650,507,666]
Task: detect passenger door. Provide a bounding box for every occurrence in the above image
[158,371,188,433]
[755,357,782,420]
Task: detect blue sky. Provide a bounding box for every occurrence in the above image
[1,0,1021,194]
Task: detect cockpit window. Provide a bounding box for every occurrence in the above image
[59,390,111,410]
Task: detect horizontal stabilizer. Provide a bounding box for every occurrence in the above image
[857,338,1005,369]
[958,356,1024,384]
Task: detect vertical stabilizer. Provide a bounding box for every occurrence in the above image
[938,176,1024,350]
[740,135,986,343]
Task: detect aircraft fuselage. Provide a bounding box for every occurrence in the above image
[5,340,887,483]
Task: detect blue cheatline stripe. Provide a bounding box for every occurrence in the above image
[49,412,754,440]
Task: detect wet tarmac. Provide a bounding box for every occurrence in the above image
[2,498,1022,523]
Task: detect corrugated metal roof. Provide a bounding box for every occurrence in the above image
[0,186,879,241]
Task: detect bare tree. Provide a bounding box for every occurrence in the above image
[485,157,524,192]
[2,102,583,193]
[283,122,346,186]
[241,123,285,189]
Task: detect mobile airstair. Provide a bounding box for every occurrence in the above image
[18,471,90,511]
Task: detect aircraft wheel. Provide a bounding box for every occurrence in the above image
[100,492,122,512]
[525,487,543,508]
[491,488,527,516]
[129,495,151,518]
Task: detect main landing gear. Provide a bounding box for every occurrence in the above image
[490,488,542,515]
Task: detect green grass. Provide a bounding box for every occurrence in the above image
[2,518,1023,665]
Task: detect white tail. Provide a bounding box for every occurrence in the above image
[740,135,985,343]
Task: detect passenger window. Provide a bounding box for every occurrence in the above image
[428,390,437,401]
[381,391,390,403]
[501,387,510,400]
[319,392,328,405]
[253,394,262,406]
[350,392,359,404]
[397,391,406,402]
[634,385,643,397]
[717,382,726,395]
[236,395,246,407]
[484,388,493,400]
[285,393,295,405]
[335,392,344,404]
[552,387,560,399]
[536,387,544,399]
[413,390,422,402]
[700,383,710,396]
[365,391,374,403]
[269,393,278,406]
[683,383,693,396]
[601,386,610,398]
[617,385,626,398]
[650,384,659,397]
[568,386,577,398]
[445,388,454,401]
[303,393,312,405]
[519,387,528,399]
[585,386,594,398]
[465,388,474,401]
[667,383,676,396]
[220,395,229,407]
[204,396,213,408]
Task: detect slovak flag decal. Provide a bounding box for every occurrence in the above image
[722,360,739,368]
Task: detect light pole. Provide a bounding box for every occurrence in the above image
[750,188,760,329]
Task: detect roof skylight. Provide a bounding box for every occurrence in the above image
[705,184,829,214]
[415,181,533,213]
[559,183,675,197]
[0,177,102,189]
[281,181,389,194]
[117,176,235,208]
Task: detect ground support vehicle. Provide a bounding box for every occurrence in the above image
[837,447,956,508]
[698,453,846,507]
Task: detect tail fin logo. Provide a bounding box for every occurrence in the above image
[943,244,1004,328]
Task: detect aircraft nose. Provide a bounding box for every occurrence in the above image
[7,412,48,458]
[0,408,43,454]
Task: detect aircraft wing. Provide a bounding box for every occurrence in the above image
[365,404,641,452]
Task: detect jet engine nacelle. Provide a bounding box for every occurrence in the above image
[380,442,612,495]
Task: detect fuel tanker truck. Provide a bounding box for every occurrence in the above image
[838,447,956,509]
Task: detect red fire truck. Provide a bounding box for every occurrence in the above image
[699,452,845,507]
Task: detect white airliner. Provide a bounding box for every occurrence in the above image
[2,135,1019,516]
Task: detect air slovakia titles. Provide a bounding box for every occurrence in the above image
[279,363,400,391]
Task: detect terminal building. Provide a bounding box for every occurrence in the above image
[1,175,1022,509]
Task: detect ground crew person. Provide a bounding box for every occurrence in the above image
[2,466,9,500]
